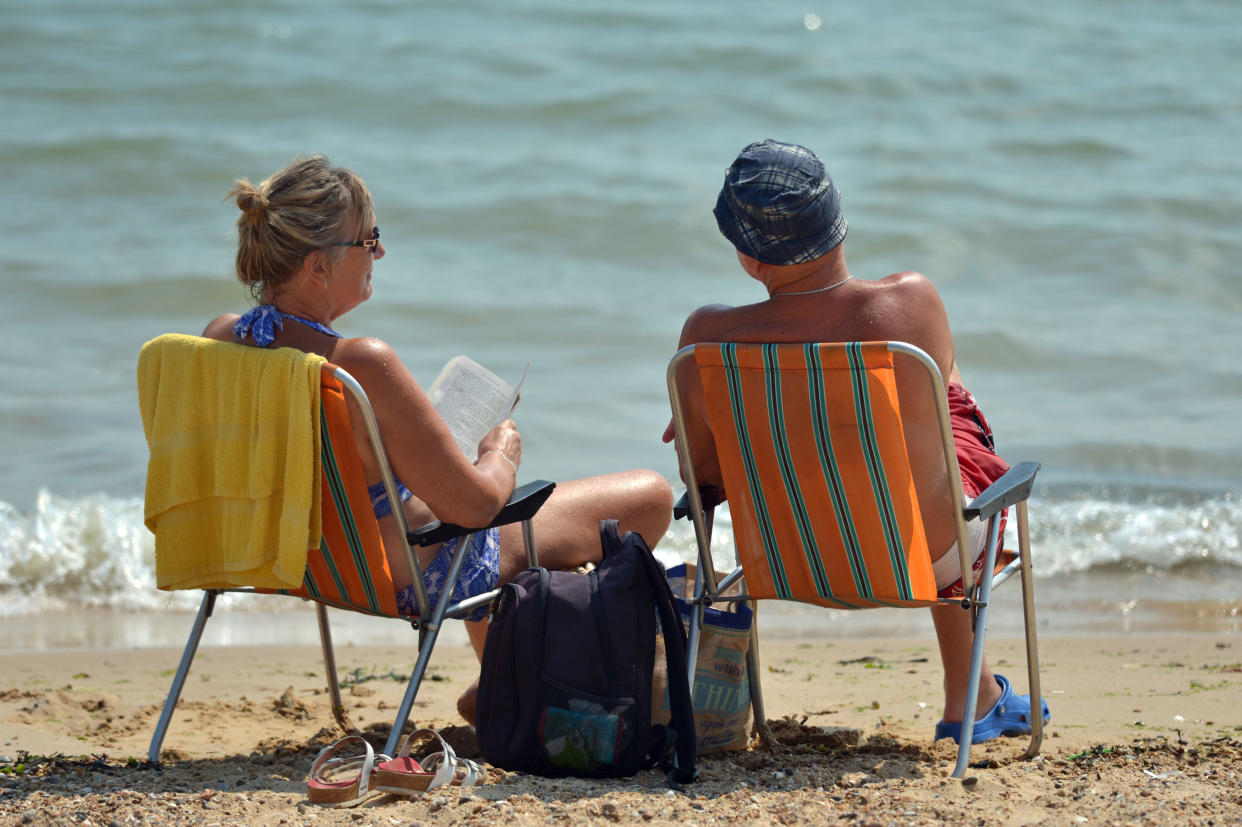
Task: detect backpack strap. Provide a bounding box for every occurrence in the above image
[601,520,698,785]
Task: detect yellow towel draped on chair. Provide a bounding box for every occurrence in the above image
[137,333,325,590]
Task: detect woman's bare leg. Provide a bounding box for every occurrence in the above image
[457,619,489,725]
[495,469,674,583]
[465,618,488,659]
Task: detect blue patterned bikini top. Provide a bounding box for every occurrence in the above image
[232,304,342,347]
[234,304,414,518]
[368,479,414,519]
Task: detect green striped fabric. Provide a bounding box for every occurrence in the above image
[317,406,382,615]
[845,344,912,603]
[701,342,932,610]
[720,343,790,598]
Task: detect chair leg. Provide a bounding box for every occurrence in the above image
[744,604,776,748]
[686,565,705,692]
[521,518,538,567]
[148,591,217,763]
[383,532,476,757]
[315,603,356,734]
[384,624,442,757]
[952,515,1003,778]
[1015,501,1044,759]
[684,510,712,722]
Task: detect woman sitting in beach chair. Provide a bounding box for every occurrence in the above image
[202,155,673,721]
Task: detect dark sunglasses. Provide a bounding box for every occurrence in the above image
[329,226,380,253]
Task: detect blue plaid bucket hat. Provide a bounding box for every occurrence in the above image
[714,139,847,266]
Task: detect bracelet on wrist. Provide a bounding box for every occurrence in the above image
[483,449,519,475]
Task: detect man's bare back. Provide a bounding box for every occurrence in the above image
[669,250,963,553]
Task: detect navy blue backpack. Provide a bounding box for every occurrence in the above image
[475,520,697,784]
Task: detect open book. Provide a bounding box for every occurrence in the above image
[427,356,529,458]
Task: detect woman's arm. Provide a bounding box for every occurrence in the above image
[331,336,518,527]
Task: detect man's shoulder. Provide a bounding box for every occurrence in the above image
[877,270,934,292]
[860,271,942,311]
[679,302,750,345]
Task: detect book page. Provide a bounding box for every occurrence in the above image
[427,356,528,457]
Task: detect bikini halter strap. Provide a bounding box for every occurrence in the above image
[232,304,342,348]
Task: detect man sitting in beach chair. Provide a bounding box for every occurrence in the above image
[662,139,1049,744]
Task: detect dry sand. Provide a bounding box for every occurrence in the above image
[2,633,1241,825]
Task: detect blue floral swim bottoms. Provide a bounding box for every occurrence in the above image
[395,527,501,623]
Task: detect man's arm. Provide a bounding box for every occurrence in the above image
[662,305,730,490]
[877,271,959,386]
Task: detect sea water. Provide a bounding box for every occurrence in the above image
[1,0,1239,650]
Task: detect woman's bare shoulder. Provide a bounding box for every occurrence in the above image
[328,335,399,370]
[327,336,426,390]
[201,313,241,342]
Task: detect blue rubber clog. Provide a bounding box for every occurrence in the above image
[934,674,1050,745]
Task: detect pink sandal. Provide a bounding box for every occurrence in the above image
[372,728,483,796]
[306,735,390,805]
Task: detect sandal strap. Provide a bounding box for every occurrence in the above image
[309,735,389,792]
[421,749,483,788]
[394,727,448,758]
[396,727,478,789]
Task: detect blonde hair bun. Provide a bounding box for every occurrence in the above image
[230,179,270,228]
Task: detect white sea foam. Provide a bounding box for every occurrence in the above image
[1031,490,1241,577]
[2,487,1236,617]
[0,491,196,616]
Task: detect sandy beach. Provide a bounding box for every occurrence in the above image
[3,630,1240,826]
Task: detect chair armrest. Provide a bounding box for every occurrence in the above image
[963,461,1040,522]
[673,485,728,520]
[408,480,557,548]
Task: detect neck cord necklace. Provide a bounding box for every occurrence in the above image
[770,275,853,297]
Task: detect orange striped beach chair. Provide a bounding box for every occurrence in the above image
[140,335,551,762]
[666,341,1042,777]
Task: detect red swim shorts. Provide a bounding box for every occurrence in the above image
[935,382,1010,599]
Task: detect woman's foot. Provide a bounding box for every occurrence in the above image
[456,678,479,726]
